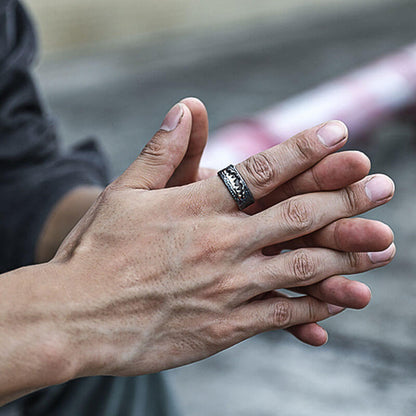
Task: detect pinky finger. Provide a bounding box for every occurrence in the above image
[287,323,328,346]
[250,291,329,346]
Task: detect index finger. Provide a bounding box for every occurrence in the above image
[206,120,348,212]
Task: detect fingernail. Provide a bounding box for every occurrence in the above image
[327,304,345,315]
[368,243,396,264]
[365,175,395,202]
[317,121,348,147]
[160,103,183,132]
[323,330,329,345]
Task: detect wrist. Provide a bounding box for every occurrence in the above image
[38,261,106,383]
[45,259,117,380]
[0,262,84,403]
[37,262,85,384]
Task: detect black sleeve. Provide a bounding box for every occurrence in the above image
[0,5,182,416]
[0,0,109,273]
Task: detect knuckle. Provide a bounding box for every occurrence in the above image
[205,321,231,347]
[291,250,317,282]
[272,300,291,328]
[98,185,119,205]
[195,220,241,261]
[292,134,315,162]
[342,186,360,213]
[244,152,277,188]
[346,251,361,270]
[140,134,165,160]
[305,298,319,322]
[282,198,314,234]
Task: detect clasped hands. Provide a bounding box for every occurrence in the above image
[52,98,395,379]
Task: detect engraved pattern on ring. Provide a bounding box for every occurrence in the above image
[217,165,255,210]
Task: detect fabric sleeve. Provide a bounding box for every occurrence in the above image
[0,4,182,416]
[0,0,109,273]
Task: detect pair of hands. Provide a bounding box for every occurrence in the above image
[51,98,394,379]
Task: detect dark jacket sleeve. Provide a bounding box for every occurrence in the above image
[0,4,181,416]
[0,0,109,273]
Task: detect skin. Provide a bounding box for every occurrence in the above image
[36,102,389,346]
[1,98,395,406]
[36,186,103,263]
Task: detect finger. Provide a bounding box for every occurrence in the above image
[115,103,192,189]
[205,120,348,212]
[245,244,395,295]
[247,151,371,214]
[263,218,394,255]
[233,295,344,340]
[249,174,395,249]
[167,97,209,187]
[292,276,372,310]
[251,290,329,346]
[198,167,216,180]
[287,323,328,347]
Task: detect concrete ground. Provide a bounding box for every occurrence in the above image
[36,1,416,414]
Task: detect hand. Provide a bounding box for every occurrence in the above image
[158,98,394,344]
[34,98,387,346]
[50,101,394,380]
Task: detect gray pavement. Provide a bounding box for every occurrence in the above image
[37,1,416,414]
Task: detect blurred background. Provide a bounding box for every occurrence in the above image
[27,0,416,414]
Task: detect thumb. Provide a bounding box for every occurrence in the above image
[167,97,209,187]
[116,103,192,189]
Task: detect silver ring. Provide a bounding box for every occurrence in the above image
[217,164,255,210]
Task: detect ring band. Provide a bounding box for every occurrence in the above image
[217,164,255,210]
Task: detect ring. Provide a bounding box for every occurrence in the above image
[217,164,255,210]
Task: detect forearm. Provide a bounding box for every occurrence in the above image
[0,263,80,406]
